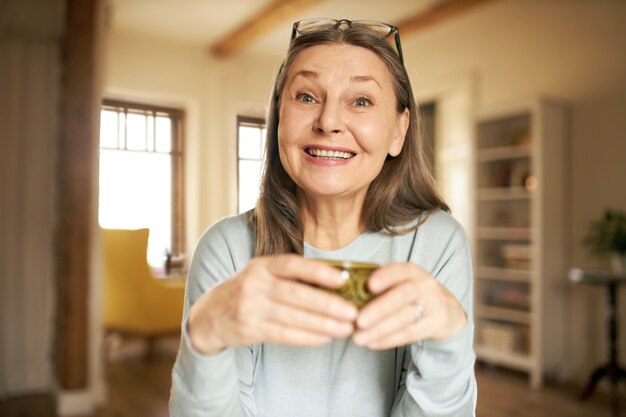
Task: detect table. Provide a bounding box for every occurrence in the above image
[569,268,626,416]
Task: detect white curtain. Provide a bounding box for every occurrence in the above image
[0,0,65,396]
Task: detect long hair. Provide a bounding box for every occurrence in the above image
[250,27,448,256]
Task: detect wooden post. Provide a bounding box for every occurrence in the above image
[56,0,104,389]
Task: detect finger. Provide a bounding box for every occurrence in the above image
[367,262,429,295]
[259,321,333,346]
[360,317,438,350]
[264,255,346,289]
[269,279,358,322]
[266,302,354,338]
[356,280,419,328]
[352,304,415,346]
[218,302,337,348]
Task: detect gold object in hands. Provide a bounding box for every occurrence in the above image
[316,259,379,308]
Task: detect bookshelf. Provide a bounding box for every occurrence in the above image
[473,99,569,388]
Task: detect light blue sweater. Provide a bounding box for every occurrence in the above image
[170,210,477,416]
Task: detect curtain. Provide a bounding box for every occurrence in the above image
[0,0,65,396]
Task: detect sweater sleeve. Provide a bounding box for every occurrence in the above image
[391,216,477,417]
[169,216,257,417]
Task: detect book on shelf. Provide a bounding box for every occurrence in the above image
[485,283,530,311]
[500,244,531,269]
[478,321,530,354]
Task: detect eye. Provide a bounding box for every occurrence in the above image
[353,96,373,107]
[295,92,317,104]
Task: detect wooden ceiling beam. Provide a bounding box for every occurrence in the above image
[395,0,499,36]
[210,0,322,58]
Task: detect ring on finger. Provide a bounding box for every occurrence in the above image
[414,304,425,321]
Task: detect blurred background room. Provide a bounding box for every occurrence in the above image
[1,0,625,416]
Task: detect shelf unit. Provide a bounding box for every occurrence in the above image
[473,99,568,388]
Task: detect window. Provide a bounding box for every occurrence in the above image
[237,116,266,213]
[98,100,185,270]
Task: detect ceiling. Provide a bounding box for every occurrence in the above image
[108,0,492,57]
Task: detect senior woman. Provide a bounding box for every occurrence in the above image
[170,19,476,417]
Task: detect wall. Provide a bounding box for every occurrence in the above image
[403,0,626,383]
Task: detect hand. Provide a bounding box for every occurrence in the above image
[352,262,467,350]
[188,255,359,355]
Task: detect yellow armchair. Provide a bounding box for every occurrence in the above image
[101,228,186,355]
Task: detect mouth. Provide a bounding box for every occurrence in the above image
[305,147,355,160]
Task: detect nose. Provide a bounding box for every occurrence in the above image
[313,100,344,135]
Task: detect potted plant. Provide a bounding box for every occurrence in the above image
[584,208,626,275]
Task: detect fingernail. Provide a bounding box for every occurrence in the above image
[367,276,380,293]
[339,270,350,283]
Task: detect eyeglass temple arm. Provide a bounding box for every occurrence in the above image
[392,31,403,65]
[290,24,298,42]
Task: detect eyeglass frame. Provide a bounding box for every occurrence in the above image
[290,18,404,66]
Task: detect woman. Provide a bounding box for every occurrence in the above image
[170,19,476,416]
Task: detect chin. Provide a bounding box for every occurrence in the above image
[305,186,363,200]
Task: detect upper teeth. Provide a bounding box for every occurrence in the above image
[308,148,353,159]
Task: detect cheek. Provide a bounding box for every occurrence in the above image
[277,125,297,157]
[278,107,303,145]
[276,124,298,177]
[352,119,390,153]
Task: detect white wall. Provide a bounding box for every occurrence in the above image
[105,0,626,385]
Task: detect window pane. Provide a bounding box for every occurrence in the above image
[238,160,262,213]
[126,112,147,150]
[99,150,172,267]
[155,116,172,152]
[238,126,262,159]
[100,110,118,148]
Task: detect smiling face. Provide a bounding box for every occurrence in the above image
[277,43,409,204]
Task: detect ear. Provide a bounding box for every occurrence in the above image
[388,108,409,157]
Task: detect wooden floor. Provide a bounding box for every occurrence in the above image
[95,357,172,417]
[475,364,624,417]
[92,350,625,417]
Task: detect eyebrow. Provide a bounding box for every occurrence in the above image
[291,70,382,90]
[350,75,382,90]
[292,70,318,81]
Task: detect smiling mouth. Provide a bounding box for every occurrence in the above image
[306,147,355,160]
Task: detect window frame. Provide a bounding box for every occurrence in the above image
[236,115,266,214]
[100,98,186,263]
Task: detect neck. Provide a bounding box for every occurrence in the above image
[298,190,366,251]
